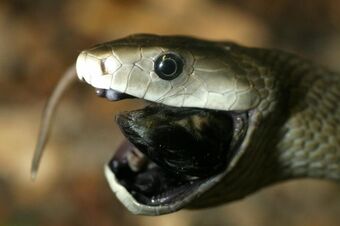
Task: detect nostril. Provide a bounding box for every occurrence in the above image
[100,60,106,74]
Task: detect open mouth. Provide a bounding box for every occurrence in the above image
[99,88,249,213]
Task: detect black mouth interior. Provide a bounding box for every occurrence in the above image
[109,103,248,206]
[110,140,205,205]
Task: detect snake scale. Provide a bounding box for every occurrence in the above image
[32,34,340,215]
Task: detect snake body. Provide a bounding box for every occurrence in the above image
[33,34,340,215]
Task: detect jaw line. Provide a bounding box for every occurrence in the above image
[104,164,226,215]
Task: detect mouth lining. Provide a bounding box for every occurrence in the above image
[109,139,206,206]
[103,99,249,209]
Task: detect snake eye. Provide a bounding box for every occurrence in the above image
[154,53,184,80]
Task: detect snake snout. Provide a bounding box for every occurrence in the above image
[76,51,92,82]
[76,48,119,89]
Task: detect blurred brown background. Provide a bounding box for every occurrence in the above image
[1,0,340,225]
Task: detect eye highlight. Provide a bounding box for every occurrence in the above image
[154,53,184,80]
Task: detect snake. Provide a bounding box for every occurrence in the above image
[31,34,340,216]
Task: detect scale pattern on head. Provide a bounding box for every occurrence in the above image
[76,34,267,111]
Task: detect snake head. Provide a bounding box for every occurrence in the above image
[76,34,261,111]
[75,34,278,215]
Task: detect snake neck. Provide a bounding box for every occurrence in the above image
[251,48,340,181]
[189,46,340,208]
[189,46,340,209]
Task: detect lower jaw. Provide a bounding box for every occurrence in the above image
[108,139,209,206]
[104,158,220,215]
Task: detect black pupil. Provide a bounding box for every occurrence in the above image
[159,58,177,76]
[154,53,183,80]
